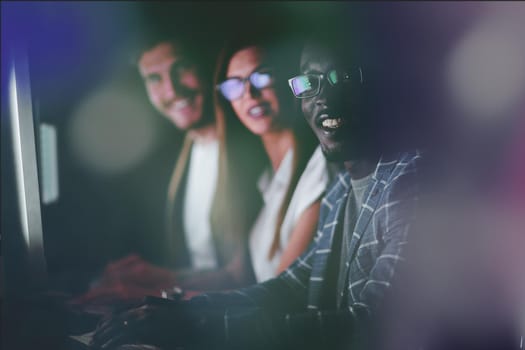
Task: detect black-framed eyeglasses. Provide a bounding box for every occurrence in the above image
[217,70,274,101]
[288,67,363,99]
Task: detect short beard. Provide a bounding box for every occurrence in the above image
[320,139,373,163]
[320,143,347,163]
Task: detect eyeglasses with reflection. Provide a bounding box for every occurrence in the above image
[288,67,363,99]
[217,70,274,101]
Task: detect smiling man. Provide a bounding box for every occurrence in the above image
[90,12,424,350]
[292,46,371,162]
[70,30,228,307]
[136,36,222,271]
[138,40,211,131]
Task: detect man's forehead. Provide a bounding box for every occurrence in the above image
[300,42,358,72]
[300,44,337,71]
[139,42,184,70]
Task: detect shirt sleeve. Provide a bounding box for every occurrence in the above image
[193,233,320,312]
[182,297,370,350]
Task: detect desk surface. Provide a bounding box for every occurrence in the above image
[2,295,101,350]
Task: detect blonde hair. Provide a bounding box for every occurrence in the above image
[213,37,317,262]
[267,135,315,259]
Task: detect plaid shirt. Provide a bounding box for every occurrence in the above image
[194,151,423,349]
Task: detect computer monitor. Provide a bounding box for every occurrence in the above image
[2,44,49,296]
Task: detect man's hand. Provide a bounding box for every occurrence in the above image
[96,255,178,289]
[90,297,187,349]
[69,283,165,309]
[68,255,180,308]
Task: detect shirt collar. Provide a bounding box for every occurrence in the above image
[257,148,294,203]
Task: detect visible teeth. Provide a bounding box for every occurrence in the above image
[174,99,189,109]
[249,106,263,117]
[322,118,343,129]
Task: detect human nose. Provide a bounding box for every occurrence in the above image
[238,78,261,100]
[315,84,328,106]
[248,80,262,98]
[315,78,335,106]
[162,76,176,99]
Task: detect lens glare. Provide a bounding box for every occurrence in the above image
[220,71,273,101]
[291,75,318,98]
[288,68,362,99]
[219,79,243,101]
[328,70,339,85]
[251,72,272,89]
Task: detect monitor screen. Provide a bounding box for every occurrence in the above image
[1,2,187,298]
[3,45,49,295]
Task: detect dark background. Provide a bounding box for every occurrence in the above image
[2,3,524,350]
[1,1,347,293]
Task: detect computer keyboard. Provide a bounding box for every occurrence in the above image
[68,331,94,349]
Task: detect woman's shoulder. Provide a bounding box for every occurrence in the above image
[295,145,331,194]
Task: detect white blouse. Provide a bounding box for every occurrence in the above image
[249,146,330,282]
[183,139,219,270]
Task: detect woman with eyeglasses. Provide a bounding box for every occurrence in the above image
[168,34,332,291]
[209,35,332,284]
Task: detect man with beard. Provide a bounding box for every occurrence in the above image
[89,17,423,350]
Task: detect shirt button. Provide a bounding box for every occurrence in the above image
[340,291,344,296]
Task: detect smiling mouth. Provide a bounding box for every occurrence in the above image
[322,118,343,129]
[174,99,189,109]
[173,98,193,111]
[248,103,270,118]
[317,113,345,132]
